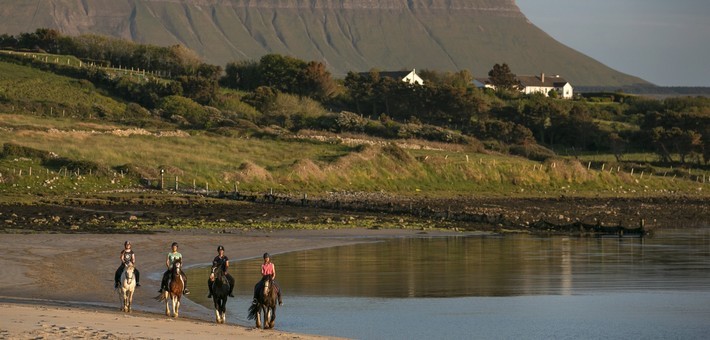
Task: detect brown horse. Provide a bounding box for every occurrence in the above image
[157,258,183,317]
[248,277,278,329]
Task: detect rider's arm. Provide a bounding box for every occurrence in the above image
[119,250,125,263]
[271,264,276,279]
[132,253,136,265]
[165,254,171,269]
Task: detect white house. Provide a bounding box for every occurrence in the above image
[517,73,573,99]
[360,69,424,85]
[475,73,574,99]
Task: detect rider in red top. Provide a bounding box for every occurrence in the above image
[253,252,282,305]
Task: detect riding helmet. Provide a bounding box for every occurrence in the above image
[124,240,131,246]
[263,252,270,259]
[217,245,224,251]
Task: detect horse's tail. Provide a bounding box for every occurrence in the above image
[155,292,166,302]
[247,301,259,320]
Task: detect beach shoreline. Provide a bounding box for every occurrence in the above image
[0,227,473,339]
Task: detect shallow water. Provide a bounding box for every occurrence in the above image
[188,229,710,339]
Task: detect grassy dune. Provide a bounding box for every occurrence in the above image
[2,113,707,201]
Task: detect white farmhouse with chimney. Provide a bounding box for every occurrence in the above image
[517,73,573,99]
[474,73,574,99]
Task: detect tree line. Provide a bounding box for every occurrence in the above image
[2,29,708,165]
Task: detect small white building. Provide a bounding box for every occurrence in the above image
[360,69,424,85]
[474,73,574,99]
[518,73,573,99]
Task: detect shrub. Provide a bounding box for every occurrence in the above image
[158,95,208,128]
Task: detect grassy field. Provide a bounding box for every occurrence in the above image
[0,58,706,202]
[0,61,127,117]
[2,113,707,201]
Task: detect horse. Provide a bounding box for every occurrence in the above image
[210,264,231,324]
[156,258,183,317]
[117,263,136,312]
[248,277,278,329]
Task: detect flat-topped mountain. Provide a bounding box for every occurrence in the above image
[0,0,649,86]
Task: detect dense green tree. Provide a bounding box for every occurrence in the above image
[488,63,518,90]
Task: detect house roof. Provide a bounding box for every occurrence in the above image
[517,75,569,88]
[358,70,412,80]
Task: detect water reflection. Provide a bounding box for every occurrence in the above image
[241,230,710,298]
[186,230,710,339]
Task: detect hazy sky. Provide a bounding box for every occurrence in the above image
[516,0,710,86]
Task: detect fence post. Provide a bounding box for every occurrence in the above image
[175,176,179,191]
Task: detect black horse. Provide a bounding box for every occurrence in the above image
[209,264,230,323]
[248,277,278,329]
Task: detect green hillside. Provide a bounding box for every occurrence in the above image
[2,60,705,202]
[0,0,649,86]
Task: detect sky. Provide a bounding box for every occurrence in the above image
[515,0,710,87]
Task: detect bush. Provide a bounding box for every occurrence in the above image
[158,95,208,128]
[509,143,557,161]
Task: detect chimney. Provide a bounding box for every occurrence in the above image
[541,73,545,83]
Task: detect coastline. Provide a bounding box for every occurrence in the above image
[0,228,473,339]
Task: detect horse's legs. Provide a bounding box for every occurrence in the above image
[127,290,133,313]
[174,297,180,318]
[164,293,170,316]
[255,306,263,328]
[267,307,275,329]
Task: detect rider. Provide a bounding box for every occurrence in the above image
[159,242,190,295]
[252,252,282,306]
[208,245,235,298]
[114,240,140,288]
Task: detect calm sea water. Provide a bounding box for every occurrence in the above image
[188,229,710,339]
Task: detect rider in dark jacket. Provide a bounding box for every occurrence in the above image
[115,240,140,288]
[208,245,235,298]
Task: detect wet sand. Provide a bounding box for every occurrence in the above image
[0,228,462,339]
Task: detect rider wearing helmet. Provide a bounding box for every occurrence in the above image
[207,245,235,298]
[159,242,190,295]
[252,252,283,305]
[115,240,140,288]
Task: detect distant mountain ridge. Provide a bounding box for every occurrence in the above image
[0,0,649,86]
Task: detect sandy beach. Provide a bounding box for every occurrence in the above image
[0,228,455,339]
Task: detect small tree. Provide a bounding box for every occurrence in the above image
[488,63,518,90]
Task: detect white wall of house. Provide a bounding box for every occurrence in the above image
[403,69,424,85]
[523,85,553,96]
[560,83,573,99]
[521,83,573,99]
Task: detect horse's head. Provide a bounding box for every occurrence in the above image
[172,258,182,273]
[123,263,135,284]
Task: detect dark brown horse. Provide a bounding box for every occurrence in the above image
[248,277,278,329]
[157,258,183,317]
[210,264,230,323]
